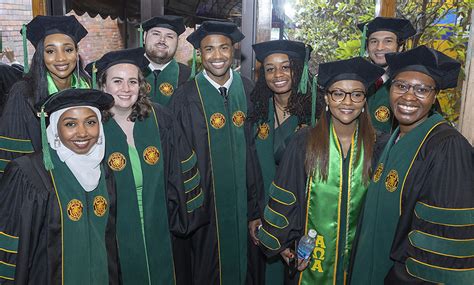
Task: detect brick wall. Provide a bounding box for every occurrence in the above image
[0,0,34,65]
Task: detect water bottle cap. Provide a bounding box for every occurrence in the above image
[308,229,317,238]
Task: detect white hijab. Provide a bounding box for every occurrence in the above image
[46,106,105,192]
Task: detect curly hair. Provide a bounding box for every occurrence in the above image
[24,38,90,105]
[99,66,152,122]
[248,57,312,126]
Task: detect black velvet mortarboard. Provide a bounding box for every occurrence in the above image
[141,15,186,35]
[23,15,88,48]
[186,21,245,49]
[318,57,385,89]
[85,47,149,76]
[357,17,416,41]
[386,45,461,89]
[252,40,310,62]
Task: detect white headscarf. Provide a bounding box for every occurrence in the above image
[46,106,105,192]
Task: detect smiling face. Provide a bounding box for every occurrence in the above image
[390,71,437,135]
[325,80,366,126]
[57,107,100,154]
[200,34,234,85]
[102,63,140,114]
[144,27,178,65]
[367,31,399,67]
[43,33,78,84]
[263,53,292,96]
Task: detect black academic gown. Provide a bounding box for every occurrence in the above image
[0,63,22,114]
[350,122,474,284]
[169,73,262,285]
[144,62,191,106]
[0,80,41,179]
[0,152,120,285]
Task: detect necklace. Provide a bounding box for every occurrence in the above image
[273,99,289,119]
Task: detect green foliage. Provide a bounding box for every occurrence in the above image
[288,0,472,123]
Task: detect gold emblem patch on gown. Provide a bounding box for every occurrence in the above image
[108,152,126,171]
[93,196,108,217]
[375,106,390,122]
[67,199,84,221]
[232,111,246,127]
[258,123,270,140]
[373,163,384,183]
[159,82,174,96]
[385,169,399,192]
[210,113,226,129]
[145,82,152,95]
[143,146,160,165]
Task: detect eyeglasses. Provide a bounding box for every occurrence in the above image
[391,80,436,99]
[327,89,366,103]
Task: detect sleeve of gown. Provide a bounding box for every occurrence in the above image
[104,165,120,285]
[0,159,47,284]
[159,101,206,237]
[257,129,309,258]
[390,130,474,284]
[0,81,36,176]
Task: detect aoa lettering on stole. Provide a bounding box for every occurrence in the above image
[310,235,326,273]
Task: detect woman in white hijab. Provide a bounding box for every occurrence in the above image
[0,88,119,285]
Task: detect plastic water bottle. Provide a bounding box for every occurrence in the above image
[297,229,317,260]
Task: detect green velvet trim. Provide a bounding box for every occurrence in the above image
[0,232,18,253]
[258,227,281,251]
[269,182,296,206]
[409,230,474,258]
[415,202,474,227]
[186,189,204,213]
[184,169,201,193]
[406,257,474,284]
[0,159,9,173]
[263,205,289,229]
[0,261,15,281]
[181,151,197,173]
[0,136,34,154]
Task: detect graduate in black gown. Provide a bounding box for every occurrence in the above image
[169,21,262,285]
[0,88,119,284]
[351,45,474,284]
[88,47,204,285]
[246,40,312,285]
[0,62,22,114]
[0,16,90,177]
[257,57,385,285]
[141,15,191,105]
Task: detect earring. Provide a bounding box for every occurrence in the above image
[54,135,61,148]
[97,135,103,145]
[325,105,329,112]
[362,107,365,113]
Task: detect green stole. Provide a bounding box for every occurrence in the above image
[255,101,298,285]
[103,109,174,285]
[145,59,179,106]
[49,148,109,285]
[351,113,445,284]
[195,71,248,284]
[47,72,90,94]
[300,122,366,285]
[367,82,393,133]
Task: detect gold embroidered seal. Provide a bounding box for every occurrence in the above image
[93,196,108,217]
[108,152,126,171]
[375,106,390,122]
[385,169,399,192]
[210,113,226,129]
[373,163,384,183]
[67,199,83,221]
[232,111,246,127]
[258,123,270,140]
[143,146,160,165]
[145,82,152,95]
[159,82,174,96]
